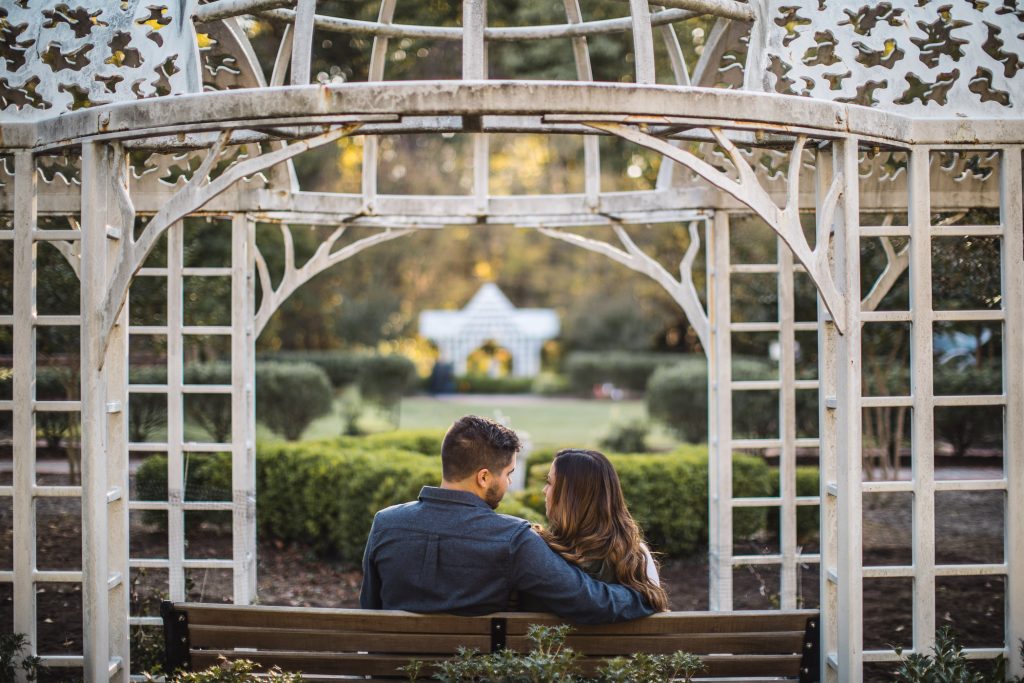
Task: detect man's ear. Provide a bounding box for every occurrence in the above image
[475,468,491,489]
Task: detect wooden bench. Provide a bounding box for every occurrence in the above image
[161,602,820,682]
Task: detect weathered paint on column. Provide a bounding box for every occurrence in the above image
[707,210,733,611]
[1001,147,1024,678]
[833,138,864,682]
[778,237,798,609]
[104,145,131,682]
[231,214,257,604]
[816,143,840,682]
[80,141,112,682]
[166,222,186,602]
[12,150,38,677]
[908,148,936,657]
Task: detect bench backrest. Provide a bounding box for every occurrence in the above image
[162,602,820,681]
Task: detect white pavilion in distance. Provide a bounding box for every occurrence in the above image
[419,283,560,378]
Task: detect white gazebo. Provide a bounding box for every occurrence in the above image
[2,0,1023,680]
[419,283,559,378]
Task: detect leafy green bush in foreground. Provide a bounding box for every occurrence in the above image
[406,624,705,683]
[894,628,1024,683]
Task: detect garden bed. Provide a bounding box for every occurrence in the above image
[0,470,1006,683]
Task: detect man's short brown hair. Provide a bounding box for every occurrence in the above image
[441,415,521,482]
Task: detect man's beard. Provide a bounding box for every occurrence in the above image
[484,481,503,510]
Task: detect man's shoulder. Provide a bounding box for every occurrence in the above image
[494,512,533,531]
[374,499,420,520]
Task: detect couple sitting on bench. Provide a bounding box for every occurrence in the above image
[361,415,665,624]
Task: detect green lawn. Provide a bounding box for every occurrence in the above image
[300,394,680,450]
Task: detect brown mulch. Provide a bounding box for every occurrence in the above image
[0,476,1007,683]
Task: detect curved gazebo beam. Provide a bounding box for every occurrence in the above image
[253,223,410,335]
[255,6,701,42]
[588,121,847,333]
[539,220,709,351]
[96,123,360,362]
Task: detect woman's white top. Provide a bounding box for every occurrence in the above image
[642,544,660,586]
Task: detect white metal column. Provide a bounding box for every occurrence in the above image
[907,148,936,659]
[80,141,125,682]
[778,238,799,609]
[1002,147,1024,678]
[12,150,39,677]
[818,139,865,681]
[166,221,187,602]
[105,145,131,683]
[707,210,733,610]
[231,214,257,604]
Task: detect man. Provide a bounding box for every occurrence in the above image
[360,415,654,624]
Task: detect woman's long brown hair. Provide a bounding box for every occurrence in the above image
[535,449,669,611]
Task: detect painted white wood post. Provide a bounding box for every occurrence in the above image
[12,150,38,678]
[80,141,114,682]
[231,214,257,604]
[908,148,936,658]
[104,145,131,682]
[1002,147,1024,678]
[166,222,186,602]
[707,210,733,611]
[778,237,798,609]
[826,137,864,681]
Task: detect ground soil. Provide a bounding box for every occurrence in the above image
[0,468,1007,682]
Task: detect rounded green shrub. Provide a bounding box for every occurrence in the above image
[645,356,777,443]
[128,365,168,443]
[357,354,418,409]
[258,350,367,389]
[183,362,233,443]
[255,361,333,441]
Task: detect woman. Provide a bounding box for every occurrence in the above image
[536,448,669,611]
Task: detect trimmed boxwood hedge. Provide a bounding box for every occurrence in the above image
[336,429,445,456]
[256,441,438,559]
[135,435,819,561]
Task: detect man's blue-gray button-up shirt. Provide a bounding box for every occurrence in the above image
[360,486,654,624]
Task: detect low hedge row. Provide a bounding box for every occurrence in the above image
[336,429,445,456]
[452,374,535,394]
[135,435,822,561]
[135,440,437,561]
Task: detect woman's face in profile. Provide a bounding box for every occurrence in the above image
[543,462,557,518]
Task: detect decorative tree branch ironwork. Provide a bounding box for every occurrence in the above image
[96,123,361,362]
[539,220,709,351]
[253,223,411,335]
[588,122,847,333]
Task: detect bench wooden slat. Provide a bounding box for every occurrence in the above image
[180,603,816,636]
[502,610,818,636]
[189,625,804,657]
[193,649,804,678]
[520,631,807,656]
[182,604,492,635]
[189,625,493,654]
